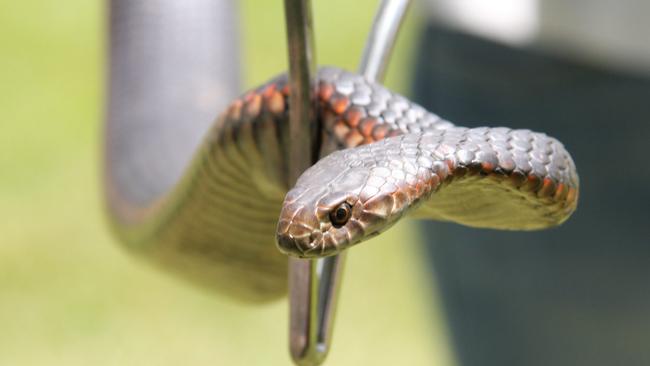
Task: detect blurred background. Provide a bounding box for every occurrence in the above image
[0,0,453,365]
[2,0,649,365]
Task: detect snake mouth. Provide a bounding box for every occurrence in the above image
[276,220,349,258]
[276,224,337,258]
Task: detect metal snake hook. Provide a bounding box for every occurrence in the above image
[283,0,411,364]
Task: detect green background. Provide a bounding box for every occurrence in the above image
[0,0,455,364]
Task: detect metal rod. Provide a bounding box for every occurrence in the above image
[284,0,316,179]
[284,1,344,365]
[288,254,346,365]
[284,0,411,365]
[359,0,411,81]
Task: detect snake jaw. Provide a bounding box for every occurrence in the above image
[276,222,344,258]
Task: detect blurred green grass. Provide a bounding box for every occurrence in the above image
[0,1,454,365]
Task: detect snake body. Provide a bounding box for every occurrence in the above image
[276,69,578,258]
[106,63,579,301]
[106,0,577,304]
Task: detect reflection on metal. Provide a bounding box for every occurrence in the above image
[288,254,346,365]
[359,0,412,81]
[284,0,411,365]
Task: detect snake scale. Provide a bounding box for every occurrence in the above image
[105,1,578,302]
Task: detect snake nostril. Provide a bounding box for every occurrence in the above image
[277,232,316,257]
[276,234,297,254]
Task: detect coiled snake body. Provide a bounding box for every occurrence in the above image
[106,64,579,301]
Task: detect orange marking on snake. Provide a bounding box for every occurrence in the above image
[267,91,285,115]
[481,162,495,174]
[331,96,350,115]
[537,177,556,198]
[522,175,542,192]
[566,187,578,205]
[553,183,567,201]
[358,118,376,137]
[262,83,276,98]
[344,107,364,128]
[245,94,262,117]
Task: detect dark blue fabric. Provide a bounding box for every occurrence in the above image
[413,24,650,366]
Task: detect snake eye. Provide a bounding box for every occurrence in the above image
[329,202,352,228]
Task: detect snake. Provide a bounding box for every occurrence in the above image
[105,1,578,303]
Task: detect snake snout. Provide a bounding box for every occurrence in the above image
[276,220,324,258]
[276,231,305,257]
[277,233,345,259]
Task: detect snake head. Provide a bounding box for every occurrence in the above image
[276,148,411,258]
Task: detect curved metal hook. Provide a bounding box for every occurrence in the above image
[283,0,411,364]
